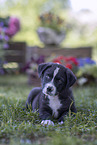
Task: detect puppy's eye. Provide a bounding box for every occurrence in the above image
[46,75,50,79]
[58,80,63,84]
[56,78,63,84]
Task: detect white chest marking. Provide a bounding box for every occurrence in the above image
[48,95,62,118]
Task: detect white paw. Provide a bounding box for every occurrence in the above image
[41,120,54,126]
[58,121,64,125]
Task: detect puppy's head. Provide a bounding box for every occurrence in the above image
[38,62,76,96]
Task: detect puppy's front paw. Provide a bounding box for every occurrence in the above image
[41,120,54,126]
[58,121,64,125]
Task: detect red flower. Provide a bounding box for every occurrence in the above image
[53,59,61,64]
[66,63,72,69]
[53,56,64,64]
[66,57,78,66]
[52,55,78,73]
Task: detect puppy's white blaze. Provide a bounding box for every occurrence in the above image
[52,67,60,81]
[42,67,60,96]
[48,95,62,118]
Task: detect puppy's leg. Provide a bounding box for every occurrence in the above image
[58,111,69,123]
[26,87,41,109]
[58,104,77,123]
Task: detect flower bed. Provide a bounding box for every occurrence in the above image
[25,55,79,86]
[52,55,78,73]
[25,53,97,86]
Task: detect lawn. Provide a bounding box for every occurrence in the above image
[0,75,97,145]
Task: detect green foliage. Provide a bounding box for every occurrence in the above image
[76,65,97,78]
[39,12,65,32]
[0,75,97,144]
[1,0,97,57]
[0,0,72,46]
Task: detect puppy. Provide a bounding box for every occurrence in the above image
[26,62,77,126]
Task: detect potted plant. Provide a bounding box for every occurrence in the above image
[37,12,66,46]
[0,16,20,74]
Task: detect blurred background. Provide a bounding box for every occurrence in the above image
[0,0,97,47]
[0,0,97,85]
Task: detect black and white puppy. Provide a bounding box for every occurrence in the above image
[26,62,77,126]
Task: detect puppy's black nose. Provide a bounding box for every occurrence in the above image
[47,86,53,92]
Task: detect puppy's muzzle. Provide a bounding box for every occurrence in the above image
[47,86,54,93]
[43,83,56,96]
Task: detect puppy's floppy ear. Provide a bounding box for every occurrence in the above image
[38,62,53,78]
[65,68,77,89]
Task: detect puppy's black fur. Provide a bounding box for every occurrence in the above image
[26,62,77,122]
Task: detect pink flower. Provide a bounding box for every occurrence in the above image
[5,17,20,38]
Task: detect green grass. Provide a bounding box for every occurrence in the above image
[0,75,97,145]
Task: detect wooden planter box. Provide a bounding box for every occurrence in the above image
[26,46,92,62]
[26,46,92,86]
[4,42,26,69]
